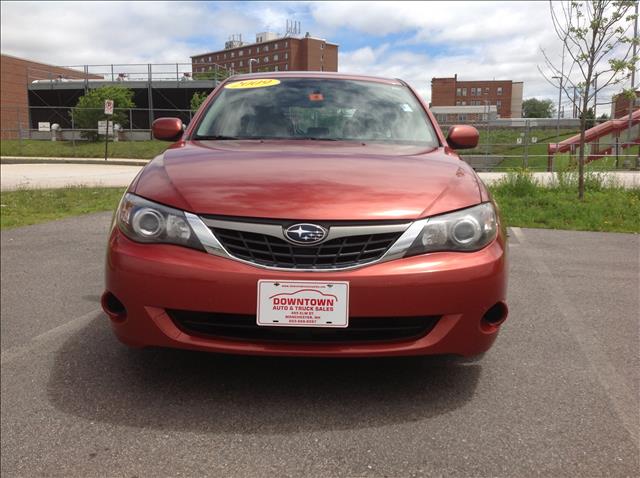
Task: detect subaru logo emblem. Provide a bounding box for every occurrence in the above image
[284,223,327,245]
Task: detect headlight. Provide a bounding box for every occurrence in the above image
[116,193,204,250]
[404,202,497,256]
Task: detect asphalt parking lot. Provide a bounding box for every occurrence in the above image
[1,212,638,477]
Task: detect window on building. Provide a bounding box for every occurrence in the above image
[470,87,475,96]
[223,53,227,59]
[273,54,279,61]
[274,43,278,49]
[247,48,251,54]
[264,45,269,52]
[239,50,244,57]
[497,87,503,95]
[462,88,467,96]
[496,100,502,108]
[216,55,220,60]
[461,101,466,106]
[208,56,211,62]
[285,52,288,60]
[321,43,325,49]
[231,52,235,58]
[256,46,260,53]
[458,114,467,122]
[484,87,489,94]
[285,64,288,70]
[285,41,288,47]
[321,54,324,61]
[456,87,462,96]
[274,65,279,71]
[264,56,269,63]
[456,100,461,106]
[239,60,243,67]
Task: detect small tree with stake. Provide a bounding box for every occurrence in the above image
[71,86,135,141]
[539,0,638,199]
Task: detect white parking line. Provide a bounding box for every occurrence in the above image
[1,309,101,366]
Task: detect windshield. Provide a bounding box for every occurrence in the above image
[193,78,438,145]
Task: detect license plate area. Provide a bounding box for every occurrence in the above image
[257,280,349,328]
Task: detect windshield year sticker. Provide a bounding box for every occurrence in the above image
[225,79,281,89]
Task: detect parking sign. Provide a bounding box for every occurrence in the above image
[104,99,114,115]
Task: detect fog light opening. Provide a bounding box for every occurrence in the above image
[481,302,508,328]
[101,291,127,322]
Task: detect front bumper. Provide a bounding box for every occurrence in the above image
[104,228,508,357]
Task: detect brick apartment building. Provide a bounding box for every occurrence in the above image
[611,90,640,118]
[191,32,338,75]
[431,74,524,118]
[0,53,100,139]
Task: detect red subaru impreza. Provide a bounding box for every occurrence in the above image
[103,72,508,358]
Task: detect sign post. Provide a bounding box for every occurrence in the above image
[104,100,114,161]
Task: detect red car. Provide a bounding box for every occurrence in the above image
[102,72,508,358]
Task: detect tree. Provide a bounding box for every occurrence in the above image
[522,98,556,117]
[71,86,135,141]
[190,91,209,112]
[540,0,638,199]
[580,106,597,128]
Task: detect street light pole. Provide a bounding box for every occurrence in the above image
[552,75,562,143]
[249,58,258,74]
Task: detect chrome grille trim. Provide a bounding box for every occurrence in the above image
[187,215,427,271]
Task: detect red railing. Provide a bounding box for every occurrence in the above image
[547,109,640,170]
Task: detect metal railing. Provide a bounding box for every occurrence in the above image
[26,62,235,85]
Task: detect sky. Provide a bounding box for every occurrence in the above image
[1,1,635,114]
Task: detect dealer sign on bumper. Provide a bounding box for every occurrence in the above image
[257,280,349,328]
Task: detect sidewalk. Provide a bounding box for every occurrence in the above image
[1,158,639,191]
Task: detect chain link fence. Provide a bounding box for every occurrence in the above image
[1,106,638,169]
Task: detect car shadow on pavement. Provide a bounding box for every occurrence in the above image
[47,315,481,434]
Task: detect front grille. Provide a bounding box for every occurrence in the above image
[211,228,402,269]
[167,309,440,344]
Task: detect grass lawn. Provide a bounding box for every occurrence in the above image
[0,139,167,159]
[489,172,640,233]
[0,187,125,229]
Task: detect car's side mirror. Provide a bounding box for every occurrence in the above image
[152,118,184,141]
[446,125,479,150]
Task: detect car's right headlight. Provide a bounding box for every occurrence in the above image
[403,202,498,256]
[116,193,205,251]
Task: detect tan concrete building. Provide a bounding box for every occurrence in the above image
[191,32,338,75]
[431,74,523,118]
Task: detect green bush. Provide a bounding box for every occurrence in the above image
[71,86,135,141]
[190,92,209,112]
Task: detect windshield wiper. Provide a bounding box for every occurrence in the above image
[294,137,340,141]
[193,135,242,140]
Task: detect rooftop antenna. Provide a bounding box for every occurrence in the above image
[285,19,301,37]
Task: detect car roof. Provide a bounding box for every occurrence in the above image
[226,71,405,86]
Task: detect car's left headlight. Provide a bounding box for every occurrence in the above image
[116,193,205,251]
[404,202,498,256]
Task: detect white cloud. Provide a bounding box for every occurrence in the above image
[1,1,631,115]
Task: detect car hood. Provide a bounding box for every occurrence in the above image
[133,140,482,221]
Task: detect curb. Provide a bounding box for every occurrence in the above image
[0,156,149,166]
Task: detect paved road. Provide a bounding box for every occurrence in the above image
[1,214,639,477]
[2,162,640,190]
